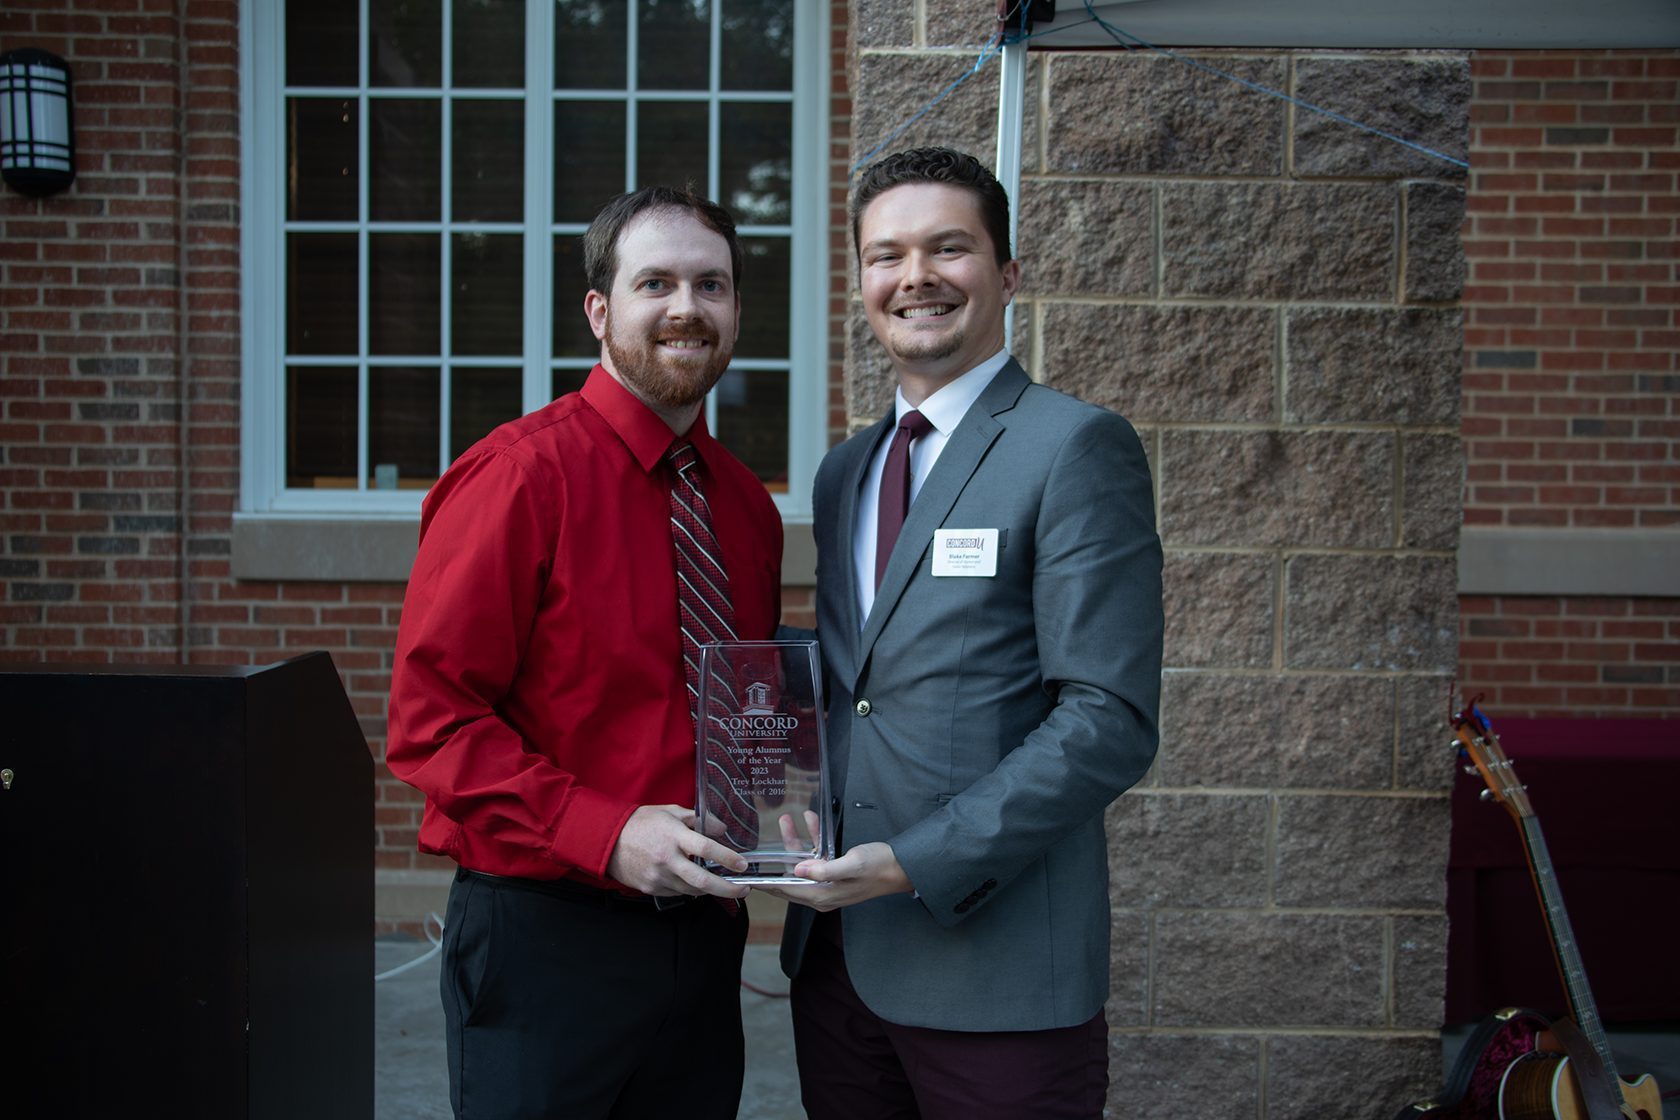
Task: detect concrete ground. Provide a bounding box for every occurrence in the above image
[379,934,1678,1120]
[375,937,802,1120]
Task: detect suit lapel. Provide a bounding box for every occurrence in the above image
[827,414,893,686]
[856,362,1031,666]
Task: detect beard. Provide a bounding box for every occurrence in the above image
[603,307,734,411]
[887,324,964,365]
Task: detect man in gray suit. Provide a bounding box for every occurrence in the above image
[767,147,1163,1118]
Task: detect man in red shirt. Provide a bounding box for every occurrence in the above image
[387,186,783,1118]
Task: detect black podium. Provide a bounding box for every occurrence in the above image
[0,653,372,1118]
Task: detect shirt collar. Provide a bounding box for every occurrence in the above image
[894,348,1010,435]
[580,363,718,475]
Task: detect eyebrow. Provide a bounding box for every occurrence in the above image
[625,266,731,285]
[862,228,980,254]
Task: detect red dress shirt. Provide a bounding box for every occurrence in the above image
[387,366,783,887]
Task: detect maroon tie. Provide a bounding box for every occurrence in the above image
[668,442,737,676]
[875,409,934,588]
[667,442,758,857]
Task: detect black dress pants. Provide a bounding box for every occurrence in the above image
[441,868,748,1120]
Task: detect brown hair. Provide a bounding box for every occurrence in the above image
[582,186,744,295]
[851,147,1012,266]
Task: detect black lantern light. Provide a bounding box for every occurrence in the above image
[0,48,75,197]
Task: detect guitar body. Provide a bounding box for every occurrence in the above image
[1393,1009,1666,1120]
[1393,1008,1550,1119]
[1498,1053,1663,1120]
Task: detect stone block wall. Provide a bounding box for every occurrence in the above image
[850,8,1466,1116]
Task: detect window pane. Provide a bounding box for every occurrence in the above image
[713,367,787,490]
[636,102,707,194]
[638,0,710,91]
[286,233,358,355]
[453,99,525,222]
[287,98,358,221]
[552,368,590,399]
[451,366,522,458]
[721,0,792,91]
[370,233,441,354]
[370,99,442,221]
[371,0,443,87]
[287,365,358,487]
[555,0,628,90]
[735,236,787,358]
[369,366,440,488]
[454,0,526,88]
[719,102,790,225]
[552,234,597,357]
[452,233,524,356]
[554,100,626,222]
[287,0,357,87]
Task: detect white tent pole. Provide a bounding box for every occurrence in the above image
[994,35,1028,350]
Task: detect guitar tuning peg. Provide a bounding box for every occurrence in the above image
[1479,789,1494,801]
[1462,764,1478,775]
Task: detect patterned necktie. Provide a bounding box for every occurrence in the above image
[668,441,738,682]
[875,409,934,588]
[667,442,759,857]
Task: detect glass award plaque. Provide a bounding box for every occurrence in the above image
[694,639,833,883]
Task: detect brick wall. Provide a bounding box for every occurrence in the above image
[2,3,210,664]
[1459,594,1678,713]
[852,5,1465,1115]
[1460,49,1679,717]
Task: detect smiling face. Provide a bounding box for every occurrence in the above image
[585,207,740,430]
[857,182,1021,402]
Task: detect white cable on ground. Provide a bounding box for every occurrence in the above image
[374,911,446,982]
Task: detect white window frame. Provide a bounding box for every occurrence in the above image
[239,0,829,525]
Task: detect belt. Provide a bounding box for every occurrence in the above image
[459,868,696,911]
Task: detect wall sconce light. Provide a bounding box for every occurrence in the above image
[0,48,76,197]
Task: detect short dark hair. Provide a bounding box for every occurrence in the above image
[582,186,743,296]
[851,147,1013,266]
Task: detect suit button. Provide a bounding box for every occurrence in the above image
[855,698,872,717]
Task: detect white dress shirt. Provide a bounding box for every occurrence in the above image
[852,349,1011,626]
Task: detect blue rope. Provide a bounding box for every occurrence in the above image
[848,40,1005,178]
[1078,0,1471,170]
[848,4,1469,179]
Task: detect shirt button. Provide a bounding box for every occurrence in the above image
[855,698,872,717]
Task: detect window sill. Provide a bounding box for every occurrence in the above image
[1458,527,1680,597]
[232,513,817,586]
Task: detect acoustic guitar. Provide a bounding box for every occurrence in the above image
[1393,701,1664,1120]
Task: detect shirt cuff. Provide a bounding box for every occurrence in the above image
[547,785,641,879]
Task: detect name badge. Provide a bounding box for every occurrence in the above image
[931,528,999,577]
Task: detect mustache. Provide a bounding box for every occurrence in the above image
[655,325,719,343]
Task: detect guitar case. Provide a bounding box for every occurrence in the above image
[1391,1007,1551,1119]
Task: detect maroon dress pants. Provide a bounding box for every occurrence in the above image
[790,910,1109,1119]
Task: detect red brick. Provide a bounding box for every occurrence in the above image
[1511,58,1580,80]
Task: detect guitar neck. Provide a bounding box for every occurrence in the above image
[1518,815,1626,1098]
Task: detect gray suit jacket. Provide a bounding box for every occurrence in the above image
[779,360,1163,1032]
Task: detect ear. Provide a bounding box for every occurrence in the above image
[584,290,609,341]
[999,260,1022,307]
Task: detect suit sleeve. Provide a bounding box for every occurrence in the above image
[385,448,638,875]
[888,409,1163,925]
